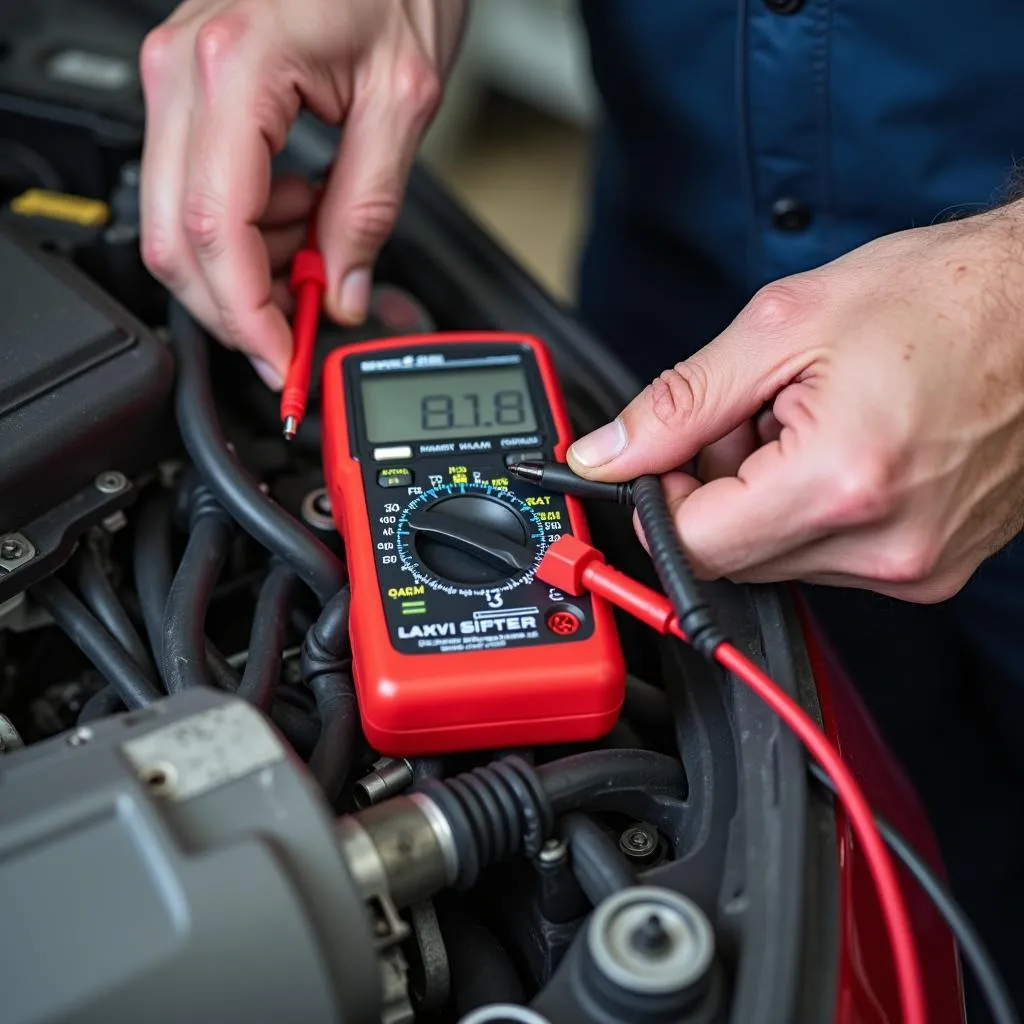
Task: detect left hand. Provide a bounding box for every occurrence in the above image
[567,206,1024,603]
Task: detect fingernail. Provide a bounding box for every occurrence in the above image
[250,357,283,391]
[339,267,371,324]
[569,418,628,468]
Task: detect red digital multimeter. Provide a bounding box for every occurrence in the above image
[322,332,625,755]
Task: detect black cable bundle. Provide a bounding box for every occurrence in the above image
[169,301,345,604]
[238,562,298,710]
[301,588,358,802]
[30,577,160,710]
[162,483,234,694]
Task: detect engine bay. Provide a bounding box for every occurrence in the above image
[0,6,844,1023]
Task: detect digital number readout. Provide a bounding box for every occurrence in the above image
[420,390,527,431]
[361,364,538,443]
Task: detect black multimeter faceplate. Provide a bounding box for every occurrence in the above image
[340,340,598,657]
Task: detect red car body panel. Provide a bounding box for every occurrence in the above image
[798,597,965,1022]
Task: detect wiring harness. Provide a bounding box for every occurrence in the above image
[19,302,1018,1024]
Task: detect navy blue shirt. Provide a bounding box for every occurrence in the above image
[573,10,1024,1007]
[577,0,1024,382]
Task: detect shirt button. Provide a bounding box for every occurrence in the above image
[771,197,812,232]
[764,0,805,12]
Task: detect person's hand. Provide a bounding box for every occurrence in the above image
[568,208,1024,603]
[139,0,466,387]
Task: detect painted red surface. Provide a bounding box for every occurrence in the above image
[797,595,965,1023]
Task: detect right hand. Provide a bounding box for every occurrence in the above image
[139,0,466,387]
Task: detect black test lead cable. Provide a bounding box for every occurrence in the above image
[808,762,1020,1024]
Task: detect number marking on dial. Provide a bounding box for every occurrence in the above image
[395,482,547,596]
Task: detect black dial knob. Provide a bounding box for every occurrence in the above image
[407,494,535,585]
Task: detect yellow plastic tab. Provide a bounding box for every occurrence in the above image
[10,189,110,227]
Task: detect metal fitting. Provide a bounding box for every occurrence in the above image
[618,824,660,865]
[301,488,336,532]
[354,758,415,808]
[587,887,714,999]
[338,794,457,911]
[95,471,128,495]
[0,533,35,572]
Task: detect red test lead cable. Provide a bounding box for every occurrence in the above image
[537,535,927,1024]
[281,210,326,441]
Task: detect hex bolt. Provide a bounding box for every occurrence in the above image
[0,538,25,561]
[95,471,128,495]
[619,824,659,863]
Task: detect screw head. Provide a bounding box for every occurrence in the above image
[67,726,94,747]
[95,471,128,495]
[619,824,659,862]
[538,838,568,865]
[0,538,24,561]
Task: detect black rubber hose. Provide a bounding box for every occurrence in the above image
[132,491,245,694]
[631,475,724,659]
[75,544,158,682]
[133,493,176,676]
[435,896,526,1017]
[415,751,685,890]
[269,704,320,758]
[169,301,345,604]
[560,812,636,904]
[536,749,687,814]
[623,673,670,727]
[78,686,125,723]
[238,562,298,710]
[301,588,358,801]
[31,578,160,709]
[162,511,232,693]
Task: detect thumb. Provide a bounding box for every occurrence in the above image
[319,58,442,325]
[568,281,819,480]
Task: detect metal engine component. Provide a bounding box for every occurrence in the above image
[0,688,382,1024]
[532,887,725,1024]
[354,756,416,807]
[586,887,715,1000]
[337,795,457,911]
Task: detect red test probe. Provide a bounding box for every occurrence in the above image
[281,209,326,440]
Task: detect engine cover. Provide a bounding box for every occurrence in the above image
[0,224,172,533]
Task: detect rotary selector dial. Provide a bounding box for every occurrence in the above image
[396,482,546,594]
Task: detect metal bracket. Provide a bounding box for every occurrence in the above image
[0,473,136,603]
[0,534,36,574]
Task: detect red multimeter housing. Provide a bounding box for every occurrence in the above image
[322,332,625,755]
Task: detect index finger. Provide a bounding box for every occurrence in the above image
[672,424,832,578]
[182,18,299,377]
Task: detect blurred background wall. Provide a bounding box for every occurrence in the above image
[420,0,597,300]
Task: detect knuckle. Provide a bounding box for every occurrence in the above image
[140,228,182,285]
[743,276,820,334]
[345,194,401,250]
[393,55,442,119]
[194,13,248,73]
[183,192,228,259]
[822,455,896,525]
[139,25,180,88]
[873,536,939,586]
[647,361,709,429]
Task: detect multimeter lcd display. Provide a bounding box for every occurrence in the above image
[360,366,539,443]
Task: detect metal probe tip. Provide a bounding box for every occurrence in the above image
[506,461,543,482]
[282,416,298,441]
